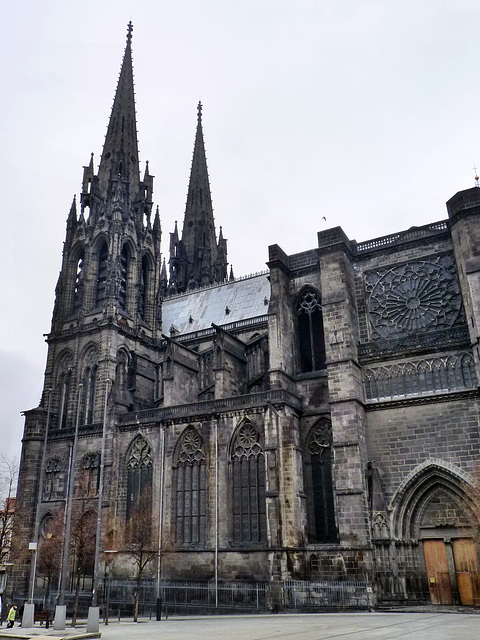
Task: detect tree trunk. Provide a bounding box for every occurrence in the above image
[72,571,81,627]
[134,574,142,622]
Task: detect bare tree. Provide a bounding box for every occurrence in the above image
[123,489,159,622]
[0,457,18,565]
[69,498,96,626]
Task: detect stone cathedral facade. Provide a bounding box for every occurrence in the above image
[11,26,480,607]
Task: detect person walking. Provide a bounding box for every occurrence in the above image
[18,601,26,627]
[6,604,16,629]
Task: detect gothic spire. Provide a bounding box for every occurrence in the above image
[168,102,227,292]
[97,21,140,198]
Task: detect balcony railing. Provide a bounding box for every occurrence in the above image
[118,388,302,425]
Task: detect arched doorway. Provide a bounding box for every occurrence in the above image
[391,460,480,605]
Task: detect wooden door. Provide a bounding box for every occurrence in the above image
[453,539,480,606]
[423,539,452,604]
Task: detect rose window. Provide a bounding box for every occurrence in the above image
[366,260,462,339]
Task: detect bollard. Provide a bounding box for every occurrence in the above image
[22,604,34,628]
[53,605,66,630]
[87,606,100,633]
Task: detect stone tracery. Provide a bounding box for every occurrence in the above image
[366,259,462,339]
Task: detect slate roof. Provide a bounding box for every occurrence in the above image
[162,273,270,336]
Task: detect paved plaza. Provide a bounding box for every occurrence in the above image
[0,612,479,640]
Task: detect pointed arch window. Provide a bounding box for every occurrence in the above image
[296,289,326,373]
[174,427,206,545]
[56,353,73,429]
[139,255,150,321]
[126,436,153,523]
[43,458,62,500]
[230,421,267,544]
[80,453,100,496]
[119,245,129,311]
[58,371,71,429]
[82,365,97,424]
[306,420,337,543]
[96,242,108,306]
[81,349,98,425]
[73,248,85,314]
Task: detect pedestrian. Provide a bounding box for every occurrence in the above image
[6,604,16,629]
[18,601,26,627]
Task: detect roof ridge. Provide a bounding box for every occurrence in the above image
[164,270,269,301]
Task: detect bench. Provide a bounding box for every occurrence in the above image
[33,611,50,626]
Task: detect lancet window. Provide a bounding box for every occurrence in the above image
[72,248,85,314]
[126,436,153,523]
[230,421,267,544]
[174,427,207,545]
[81,348,98,425]
[139,255,150,321]
[57,353,73,430]
[80,452,100,496]
[296,288,326,373]
[96,242,108,306]
[306,420,337,543]
[118,244,130,311]
[43,458,62,500]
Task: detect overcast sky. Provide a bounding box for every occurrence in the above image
[1,0,480,461]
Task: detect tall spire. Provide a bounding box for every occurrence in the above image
[181,101,217,269]
[97,21,140,198]
[168,102,227,292]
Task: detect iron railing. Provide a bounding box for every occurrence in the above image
[284,580,370,611]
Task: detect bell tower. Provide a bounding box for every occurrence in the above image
[10,23,162,594]
[52,22,161,332]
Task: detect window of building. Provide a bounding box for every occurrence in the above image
[119,245,129,311]
[80,453,100,496]
[198,351,214,393]
[139,255,149,320]
[58,371,71,429]
[306,420,337,543]
[43,458,62,500]
[73,249,85,314]
[96,242,108,306]
[80,365,97,425]
[296,289,326,373]
[126,436,153,524]
[174,427,206,545]
[230,421,267,544]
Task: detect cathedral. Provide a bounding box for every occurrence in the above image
[10,24,480,609]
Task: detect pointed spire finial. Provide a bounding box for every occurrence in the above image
[473,164,479,188]
[127,21,133,45]
[197,101,202,122]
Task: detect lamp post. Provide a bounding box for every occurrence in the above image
[54,384,83,631]
[92,378,111,607]
[87,378,111,634]
[24,389,52,629]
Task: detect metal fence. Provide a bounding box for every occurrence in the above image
[17,579,371,619]
[158,580,268,614]
[284,580,370,611]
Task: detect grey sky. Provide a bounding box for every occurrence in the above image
[1,0,479,460]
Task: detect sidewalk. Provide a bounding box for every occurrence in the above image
[0,611,479,640]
